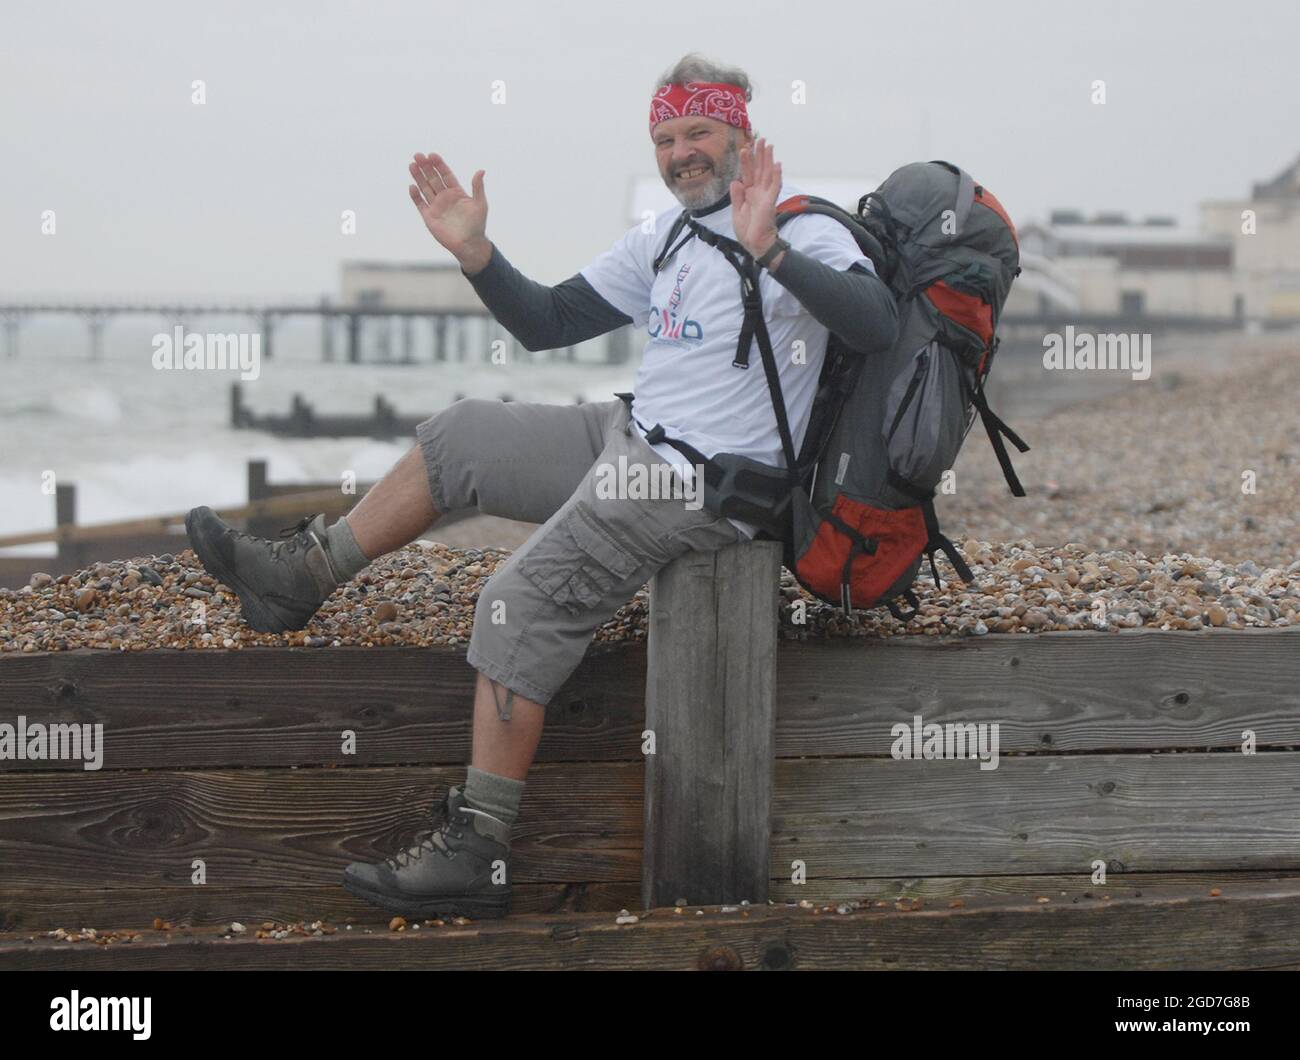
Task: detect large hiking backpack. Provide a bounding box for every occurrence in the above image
[645,159,1028,621]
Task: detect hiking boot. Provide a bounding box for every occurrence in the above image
[184,506,342,633]
[342,785,512,920]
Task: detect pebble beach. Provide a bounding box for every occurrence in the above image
[949,335,1297,572]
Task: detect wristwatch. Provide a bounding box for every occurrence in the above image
[755,236,790,271]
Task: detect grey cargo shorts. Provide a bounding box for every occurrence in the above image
[415,395,744,712]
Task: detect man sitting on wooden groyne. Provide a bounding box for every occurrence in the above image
[180,52,898,920]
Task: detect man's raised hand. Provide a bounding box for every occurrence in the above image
[408,153,492,275]
[730,137,782,262]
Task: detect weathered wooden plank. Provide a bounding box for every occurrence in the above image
[1,629,1295,771]
[3,872,1287,934]
[771,752,1300,877]
[0,644,647,769]
[0,763,643,890]
[5,878,1299,970]
[4,753,1297,898]
[775,629,1300,756]
[644,542,782,907]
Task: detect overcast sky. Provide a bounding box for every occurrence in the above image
[2,0,1296,299]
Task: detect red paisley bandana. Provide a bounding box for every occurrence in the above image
[649,81,751,137]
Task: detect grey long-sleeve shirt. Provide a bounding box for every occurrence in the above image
[460,238,898,357]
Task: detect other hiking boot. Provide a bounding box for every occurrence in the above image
[341,785,513,920]
[184,506,342,633]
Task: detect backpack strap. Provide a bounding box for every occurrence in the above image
[637,421,726,492]
[652,211,695,274]
[945,336,1031,498]
[683,220,758,366]
[969,386,1030,497]
[886,590,921,622]
[884,467,976,590]
[819,509,878,617]
[929,160,976,234]
[920,497,974,588]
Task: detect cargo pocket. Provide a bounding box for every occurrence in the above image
[519,501,639,615]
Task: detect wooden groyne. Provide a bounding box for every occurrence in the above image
[2,626,1297,969]
[229,383,588,440]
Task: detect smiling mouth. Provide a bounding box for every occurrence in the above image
[675,165,710,181]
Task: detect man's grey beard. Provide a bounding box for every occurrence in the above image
[667,135,742,210]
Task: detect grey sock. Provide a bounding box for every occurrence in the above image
[323,516,371,582]
[464,766,525,829]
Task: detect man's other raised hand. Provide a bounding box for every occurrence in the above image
[731,137,783,264]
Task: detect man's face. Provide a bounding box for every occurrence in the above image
[653,116,749,209]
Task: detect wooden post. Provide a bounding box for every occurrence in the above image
[642,539,782,910]
[374,395,396,439]
[347,314,360,364]
[246,460,273,539]
[434,316,447,361]
[401,315,414,363]
[246,460,269,502]
[290,394,313,436]
[320,301,334,362]
[55,482,83,573]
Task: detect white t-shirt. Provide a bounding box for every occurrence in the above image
[579,183,874,538]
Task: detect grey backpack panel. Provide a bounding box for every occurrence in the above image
[812,296,975,512]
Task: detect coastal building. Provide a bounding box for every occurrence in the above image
[1017,215,1237,319]
[1201,153,1300,320]
[1020,153,1300,323]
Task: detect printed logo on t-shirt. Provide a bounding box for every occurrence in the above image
[648,261,703,345]
[668,262,691,306]
[647,309,703,344]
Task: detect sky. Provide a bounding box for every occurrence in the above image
[2,0,1297,299]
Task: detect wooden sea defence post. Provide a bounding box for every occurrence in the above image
[642,539,783,909]
[54,482,86,573]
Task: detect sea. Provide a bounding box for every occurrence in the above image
[0,314,633,559]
